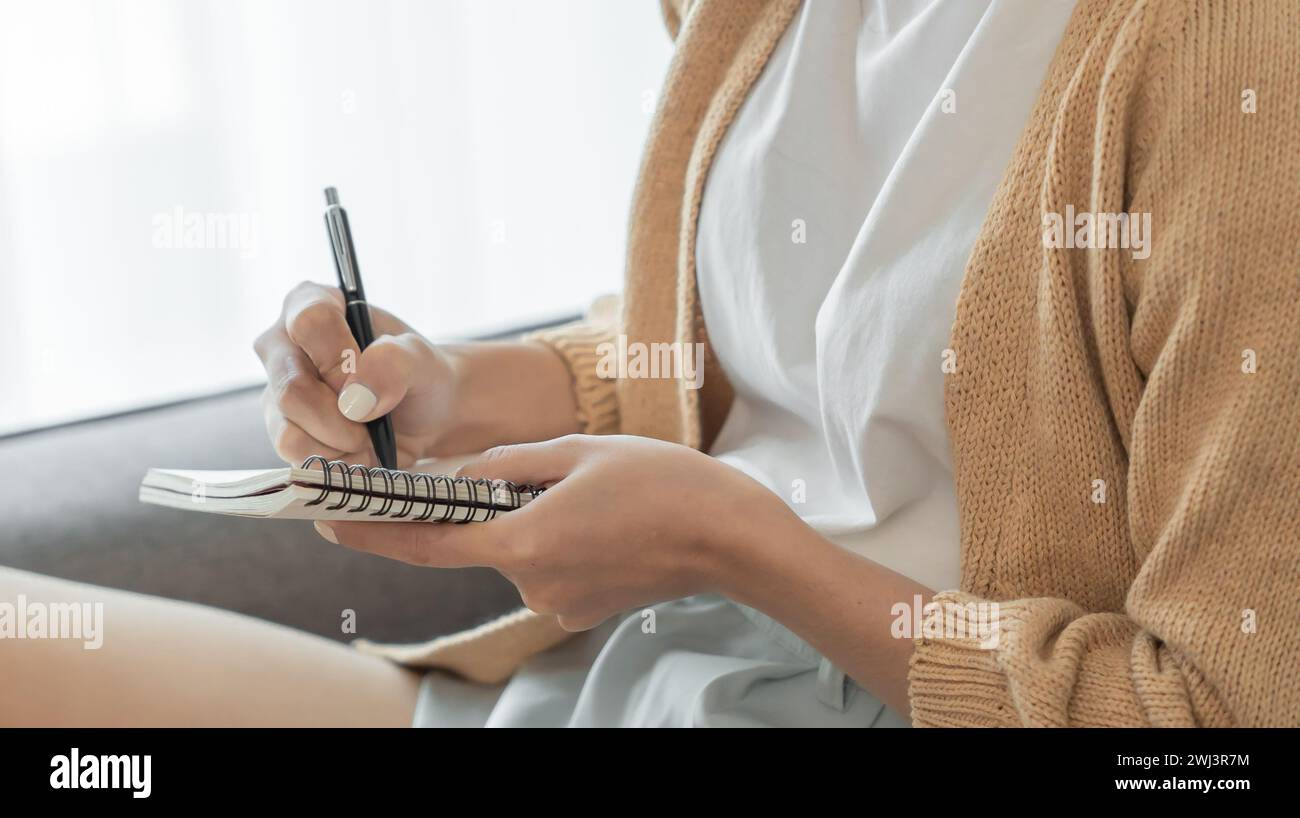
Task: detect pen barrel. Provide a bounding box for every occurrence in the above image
[344,299,377,349]
[324,187,395,469]
[324,205,366,300]
[365,416,398,471]
[343,299,397,468]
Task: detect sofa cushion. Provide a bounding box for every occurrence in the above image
[0,387,522,644]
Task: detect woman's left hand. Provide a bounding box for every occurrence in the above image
[315,434,800,631]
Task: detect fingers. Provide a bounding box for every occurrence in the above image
[366,302,410,337]
[256,333,370,461]
[315,519,508,570]
[281,282,359,393]
[455,436,585,487]
[556,611,610,633]
[263,413,349,464]
[255,281,410,464]
[336,333,426,423]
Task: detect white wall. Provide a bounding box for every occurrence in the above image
[0,0,672,434]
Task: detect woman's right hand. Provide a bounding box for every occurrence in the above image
[253,281,582,468]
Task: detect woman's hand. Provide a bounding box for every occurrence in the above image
[317,432,936,715]
[253,281,581,467]
[315,434,803,631]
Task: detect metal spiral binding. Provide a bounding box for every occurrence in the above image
[300,456,541,522]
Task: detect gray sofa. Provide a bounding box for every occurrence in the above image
[1,386,522,644]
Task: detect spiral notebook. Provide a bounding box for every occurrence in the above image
[138,455,542,523]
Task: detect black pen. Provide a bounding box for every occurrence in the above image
[323,186,399,470]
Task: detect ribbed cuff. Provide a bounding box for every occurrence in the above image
[353,608,572,685]
[908,591,1019,727]
[525,320,620,435]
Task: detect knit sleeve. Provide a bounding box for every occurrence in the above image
[523,295,621,436]
[909,0,1300,727]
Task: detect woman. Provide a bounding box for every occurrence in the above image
[4,0,1297,727]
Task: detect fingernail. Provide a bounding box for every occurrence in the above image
[337,383,377,421]
[314,521,338,544]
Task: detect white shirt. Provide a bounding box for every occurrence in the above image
[697,0,1076,591]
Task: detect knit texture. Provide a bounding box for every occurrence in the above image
[353,607,573,685]
[525,317,621,436]
[367,0,1300,726]
[910,0,1300,727]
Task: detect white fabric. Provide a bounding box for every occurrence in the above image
[413,0,1076,727]
[698,0,1076,592]
[415,594,910,727]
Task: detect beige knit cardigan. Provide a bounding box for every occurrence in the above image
[359,0,1300,727]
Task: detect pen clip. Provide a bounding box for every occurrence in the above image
[324,187,360,294]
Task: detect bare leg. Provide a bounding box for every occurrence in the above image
[0,566,420,727]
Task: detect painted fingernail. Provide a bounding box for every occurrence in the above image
[314,521,338,544]
[337,383,377,421]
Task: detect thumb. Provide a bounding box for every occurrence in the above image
[456,436,585,488]
[336,333,424,422]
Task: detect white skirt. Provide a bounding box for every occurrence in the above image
[411,594,909,728]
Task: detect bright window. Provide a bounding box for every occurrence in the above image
[0,0,671,435]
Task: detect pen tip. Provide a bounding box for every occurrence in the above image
[324,187,339,206]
